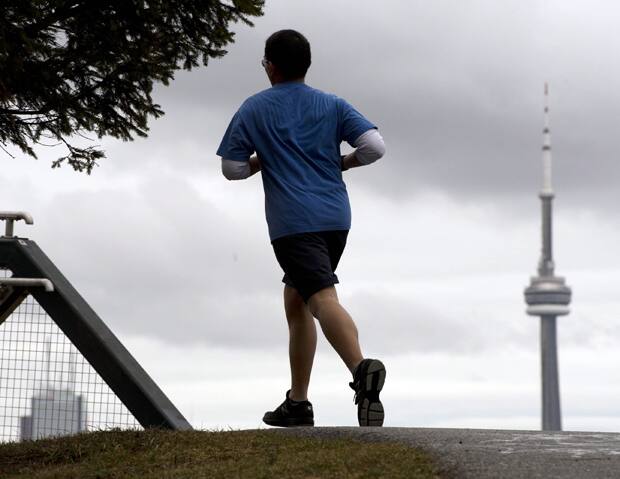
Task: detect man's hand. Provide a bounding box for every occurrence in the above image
[341,152,364,171]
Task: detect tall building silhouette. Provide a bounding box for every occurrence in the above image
[524,84,572,431]
[19,343,87,440]
[20,388,87,441]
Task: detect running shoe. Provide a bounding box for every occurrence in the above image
[262,390,314,427]
[349,358,386,426]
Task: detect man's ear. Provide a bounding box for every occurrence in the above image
[266,63,279,85]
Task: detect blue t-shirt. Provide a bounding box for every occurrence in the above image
[217,82,376,241]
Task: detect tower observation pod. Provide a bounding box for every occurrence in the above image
[523,84,572,431]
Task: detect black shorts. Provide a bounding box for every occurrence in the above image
[271,230,349,303]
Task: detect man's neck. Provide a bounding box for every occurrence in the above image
[271,77,305,86]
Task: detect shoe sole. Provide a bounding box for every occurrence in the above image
[262,417,314,427]
[358,359,386,427]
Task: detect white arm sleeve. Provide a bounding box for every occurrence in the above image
[352,129,386,165]
[221,158,251,180]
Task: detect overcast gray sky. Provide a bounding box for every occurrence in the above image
[2,0,620,431]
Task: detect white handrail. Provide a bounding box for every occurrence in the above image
[0,278,54,292]
[0,211,34,237]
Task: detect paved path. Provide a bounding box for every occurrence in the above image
[274,427,620,478]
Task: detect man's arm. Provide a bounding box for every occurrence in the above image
[249,155,261,175]
[341,129,385,171]
[221,155,262,180]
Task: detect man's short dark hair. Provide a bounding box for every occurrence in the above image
[265,30,311,81]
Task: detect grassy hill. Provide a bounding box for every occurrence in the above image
[0,429,442,478]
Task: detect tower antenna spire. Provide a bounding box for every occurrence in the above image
[542,82,553,200]
[524,83,572,431]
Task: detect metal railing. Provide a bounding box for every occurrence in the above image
[0,268,141,442]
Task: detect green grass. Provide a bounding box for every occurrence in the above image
[0,429,443,478]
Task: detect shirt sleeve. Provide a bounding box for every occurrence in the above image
[353,129,385,165]
[216,108,254,162]
[221,159,252,180]
[338,98,377,147]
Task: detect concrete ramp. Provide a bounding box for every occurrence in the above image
[276,427,620,478]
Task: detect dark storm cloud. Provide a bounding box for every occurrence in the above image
[32,174,288,346]
[347,291,531,356]
[134,0,619,210]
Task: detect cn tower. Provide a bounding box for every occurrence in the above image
[524,84,572,431]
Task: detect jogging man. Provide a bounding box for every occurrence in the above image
[217,30,386,427]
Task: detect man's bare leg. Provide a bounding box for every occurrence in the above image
[284,285,317,402]
[307,286,364,373]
